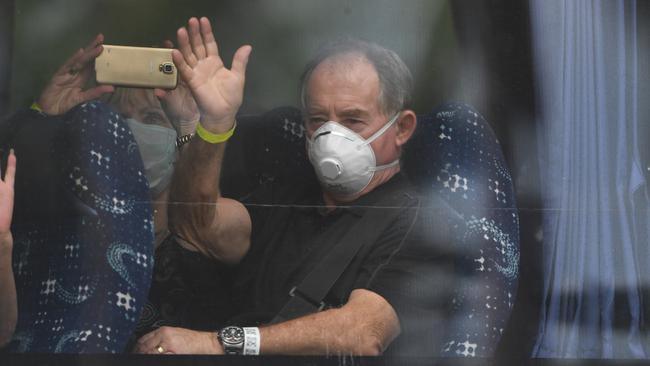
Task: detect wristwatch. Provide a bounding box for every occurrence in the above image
[217,326,245,355]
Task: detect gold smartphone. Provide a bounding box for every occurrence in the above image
[95,45,178,89]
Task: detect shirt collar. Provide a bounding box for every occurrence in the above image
[301,173,412,217]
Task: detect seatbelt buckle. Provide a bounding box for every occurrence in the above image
[289,286,326,311]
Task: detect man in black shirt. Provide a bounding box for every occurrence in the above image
[134,17,453,356]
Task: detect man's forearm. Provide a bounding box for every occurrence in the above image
[168,119,252,263]
[169,129,227,236]
[258,289,400,356]
[134,290,398,355]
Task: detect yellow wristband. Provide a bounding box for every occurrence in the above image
[30,101,44,113]
[195,121,236,144]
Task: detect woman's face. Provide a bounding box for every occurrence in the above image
[109,87,178,200]
[114,88,174,130]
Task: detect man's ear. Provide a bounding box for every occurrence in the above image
[395,110,417,147]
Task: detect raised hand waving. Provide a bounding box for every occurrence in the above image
[172,17,252,133]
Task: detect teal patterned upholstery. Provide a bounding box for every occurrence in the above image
[404,102,519,356]
[1,102,154,353]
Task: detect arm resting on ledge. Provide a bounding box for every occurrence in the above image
[259,289,400,356]
[134,289,400,355]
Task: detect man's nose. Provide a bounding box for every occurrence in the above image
[327,113,339,122]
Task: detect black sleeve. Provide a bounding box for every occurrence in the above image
[221,108,317,244]
[353,197,462,357]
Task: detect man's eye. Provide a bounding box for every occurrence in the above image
[343,119,363,126]
[308,118,326,125]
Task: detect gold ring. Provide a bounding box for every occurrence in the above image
[156,345,165,354]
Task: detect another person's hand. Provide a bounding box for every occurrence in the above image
[37,34,115,115]
[133,326,223,355]
[155,40,200,136]
[173,17,252,132]
[0,150,16,251]
[0,149,16,347]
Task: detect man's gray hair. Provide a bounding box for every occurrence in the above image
[299,38,413,116]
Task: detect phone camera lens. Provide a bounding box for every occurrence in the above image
[160,62,174,74]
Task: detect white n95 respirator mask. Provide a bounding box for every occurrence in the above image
[307,113,401,196]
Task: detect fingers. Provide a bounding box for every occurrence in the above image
[188,17,207,60]
[77,43,104,68]
[56,48,84,76]
[231,45,252,79]
[79,85,115,103]
[163,39,174,49]
[134,330,162,354]
[172,49,194,84]
[57,33,105,76]
[137,336,161,353]
[76,34,105,71]
[177,17,220,65]
[199,17,219,57]
[175,16,246,83]
[177,27,198,68]
[136,341,164,354]
[153,88,169,99]
[2,149,16,188]
[84,33,104,51]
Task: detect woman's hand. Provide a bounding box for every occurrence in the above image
[154,40,200,136]
[0,150,16,250]
[37,34,115,116]
[172,17,252,133]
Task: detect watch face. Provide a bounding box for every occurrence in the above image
[221,326,245,345]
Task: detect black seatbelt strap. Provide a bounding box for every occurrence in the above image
[270,191,416,324]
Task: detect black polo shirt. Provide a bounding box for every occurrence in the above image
[230,172,457,356]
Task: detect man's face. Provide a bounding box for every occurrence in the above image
[304,53,400,166]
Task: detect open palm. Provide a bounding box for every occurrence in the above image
[38,34,114,116]
[0,151,16,240]
[172,17,251,130]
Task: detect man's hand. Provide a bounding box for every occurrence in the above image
[167,16,253,264]
[154,40,200,136]
[172,17,252,132]
[37,34,115,116]
[133,326,223,355]
[0,150,16,251]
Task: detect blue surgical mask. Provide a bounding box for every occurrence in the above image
[125,118,177,197]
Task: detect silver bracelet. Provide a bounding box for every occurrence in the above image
[175,133,195,148]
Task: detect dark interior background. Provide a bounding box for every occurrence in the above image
[5,0,463,116]
[0,0,555,359]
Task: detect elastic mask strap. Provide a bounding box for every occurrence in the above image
[370,159,400,172]
[362,112,401,146]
